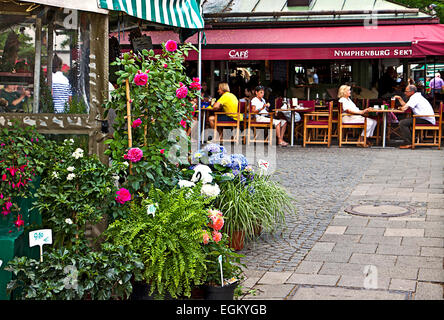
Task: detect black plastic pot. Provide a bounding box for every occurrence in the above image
[203,281,238,300]
[130,281,175,300]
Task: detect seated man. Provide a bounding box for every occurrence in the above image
[0,85,30,112]
[393,85,436,149]
[208,82,242,129]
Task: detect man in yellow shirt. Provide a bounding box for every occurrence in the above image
[209,83,242,130]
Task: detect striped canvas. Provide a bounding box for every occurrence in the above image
[98,0,204,29]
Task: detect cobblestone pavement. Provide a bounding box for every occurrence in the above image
[240,146,375,271]
[239,146,444,300]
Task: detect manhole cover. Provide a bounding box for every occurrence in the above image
[345,204,415,217]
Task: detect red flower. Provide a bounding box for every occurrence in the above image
[212,231,222,243]
[124,147,143,163]
[134,72,148,86]
[131,118,142,128]
[176,86,188,99]
[14,214,24,228]
[115,188,131,204]
[202,230,210,245]
[165,40,178,52]
[160,149,165,154]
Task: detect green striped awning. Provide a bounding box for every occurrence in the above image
[99,0,204,29]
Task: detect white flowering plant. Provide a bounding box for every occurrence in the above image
[33,139,120,249]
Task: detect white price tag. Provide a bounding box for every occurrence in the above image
[146,204,157,217]
[258,159,269,171]
[0,260,2,268]
[29,229,53,262]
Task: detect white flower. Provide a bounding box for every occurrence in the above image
[201,183,220,197]
[63,139,74,145]
[72,148,84,159]
[178,180,196,188]
[122,161,129,167]
[67,166,75,172]
[67,173,76,181]
[52,171,59,179]
[112,175,120,181]
[191,164,213,184]
[65,218,73,225]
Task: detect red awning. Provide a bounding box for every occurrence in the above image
[115,24,444,60]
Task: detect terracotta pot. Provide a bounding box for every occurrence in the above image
[229,230,245,251]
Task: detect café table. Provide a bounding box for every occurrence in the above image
[196,105,213,144]
[367,107,405,148]
[274,107,313,146]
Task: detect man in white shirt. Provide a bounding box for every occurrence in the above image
[393,85,435,149]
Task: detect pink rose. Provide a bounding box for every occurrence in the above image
[163,64,168,68]
[180,119,187,128]
[160,149,165,154]
[176,85,188,99]
[134,72,148,86]
[202,230,210,245]
[212,231,222,243]
[124,147,143,163]
[132,118,142,128]
[115,188,131,204]
[165,40,177,52]
[189,81,201,90]
[210,216,224,231]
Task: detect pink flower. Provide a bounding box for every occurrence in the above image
[124,147,143,163]
[2,174,6,181]
[202,230,210,245]
[115,188,131,204]
[14,214,24,228]
[212,231,222,243]
[180,119,187,128]
[176,85,188,99]
[132,118,142,128]
[160,149,165,154]
[163,64,168,68]
[165,40,178,52]
[134,72,148,86]
[193,77,199,83]
[189,81,201,90]
[210,216,224,231]
[7,167,18,177]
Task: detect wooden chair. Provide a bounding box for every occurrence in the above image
[412,102,443,150]
[338,101,367,147]
[295,100,315,141]
[246,102,274,145]
[303,101,333,147]
[213,102,242,144]
[331,101,340,139]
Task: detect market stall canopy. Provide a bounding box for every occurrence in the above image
[116,23,444,60]
[19,0,108,14]
[98,0,204,29]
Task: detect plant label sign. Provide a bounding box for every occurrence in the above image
[146,204,157,217]
[29,229,53,262]
[258,159,269,173]
[0,260,2,268]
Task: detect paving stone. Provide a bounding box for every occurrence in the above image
[286,273,340,286]
[311,242,335,252]
[290,286,407,300]
[344,226,386,236]
[324,226,347,235]
[258,272,293,285]
[304,251,352,263]
[389,279,417,292]
[319,262,367,277]
[332,243,377,254]
[243,284,295,300]
[420,247,444,257]
[414,282,443,300]
[418,268,444,283]
[384,228,425,237]
[359,235,402,245]
[395,256,443,269]
[426,209,444,216]
[319,234,361,243]
[338,275,390,290]
[376,245,420,256]
[401,237,444,247]
[349,253,397,267]
[424,228,444,237]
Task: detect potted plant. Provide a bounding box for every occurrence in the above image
[103,186,212,300]
[201,208,245,300]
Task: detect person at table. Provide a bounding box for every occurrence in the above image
[251,85,288,147]
[0,84,30,112]
[52,54,72,113]
[338,85,377,147]
[393,84,436,149]
[208,82,243,129]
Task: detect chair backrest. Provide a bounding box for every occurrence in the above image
[239,100,247,114]
[299,100,315,112]
[275,97,283,109]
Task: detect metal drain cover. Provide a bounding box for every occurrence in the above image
[345,204,415,218]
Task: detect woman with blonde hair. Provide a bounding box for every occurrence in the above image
[338,85,376,147]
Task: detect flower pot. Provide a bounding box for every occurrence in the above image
[130,281,176,300]
[229,230,245,251]
[203,281,238,300]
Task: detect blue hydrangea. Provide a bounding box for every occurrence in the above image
[203,143,226,155]
[230,154,248,170]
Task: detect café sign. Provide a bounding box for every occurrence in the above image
[228,49,249,60]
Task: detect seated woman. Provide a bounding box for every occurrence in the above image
[251,85,288,147]
[338,84,377,147]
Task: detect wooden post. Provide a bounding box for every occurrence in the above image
[32,17,42,114]
[126,79,133,175]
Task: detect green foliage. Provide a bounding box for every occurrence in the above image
[213,174,296,241]
[103,187,211,299]
[32,139,119,248]
[5,243,144,300]
[103,42,200,193]
[65,95,88,114]
[390,0,444,22]
[0,121,46,227]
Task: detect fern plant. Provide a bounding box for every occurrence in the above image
[103,186,211,299]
